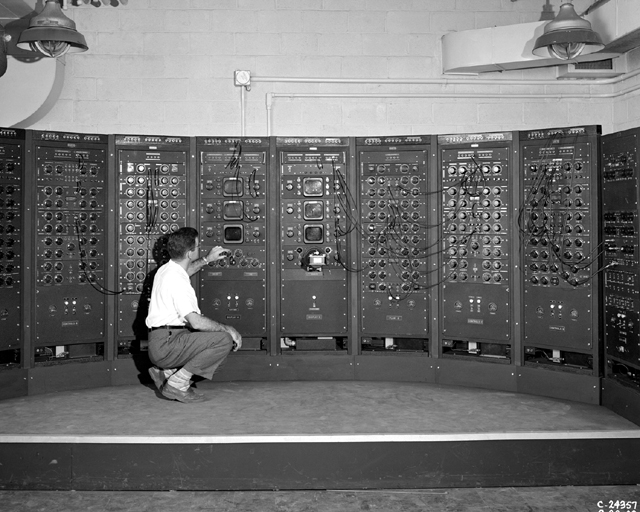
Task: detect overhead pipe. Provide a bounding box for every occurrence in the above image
[263,79,640,135]
[239,68,640,134]
[253,68,640,88]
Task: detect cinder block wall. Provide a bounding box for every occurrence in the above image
[20,0,637,136]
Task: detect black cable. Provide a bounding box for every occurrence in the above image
[73,216,124,296]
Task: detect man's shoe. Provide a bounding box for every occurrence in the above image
[161,383,207,403]
[148,367,165,390]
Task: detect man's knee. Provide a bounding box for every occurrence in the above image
[204,331,233,350]
[220,331,234,350]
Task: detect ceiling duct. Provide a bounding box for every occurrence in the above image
[442,0,639,76]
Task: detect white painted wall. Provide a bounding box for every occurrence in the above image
[4,0,636,136]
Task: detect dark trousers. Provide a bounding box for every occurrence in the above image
[148,328,233,380]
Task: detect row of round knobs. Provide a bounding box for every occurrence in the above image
[367,265,421,281]
[42,186,99,197]
[529,263,580,275]
[529,274,579,285]
[448,259,503,270]
[42,211,97,222]
[366,247,421,257]
[449,272,503,282]
[43,248,98,258]
[284,181,332,192]
[530,249,585,261]
[125,200,180,210]
[528,162,583,172]
[447,223,503,233]
[447,210,502,221]
[43,164,99,175]
[367,234,422,245]
[285,205,329,214]
[123,187,180,198]
[446,198,502,209]
[43,199,99,209]
[448,247,503,257]
[366,258,421,270]
[367,211,420,221]
[124,223,179,234]
[133,163,171,173]
[124,211,180,222]
[367,188,420,197]
[125,175,179,186]
[529,211,585,223]
[209,258,260,267]
[41,273,97,284]
[446,164,503,176]
[529,234,586,249]
[42,224,99,234]
[41,261,99,271]
[366,281,418,292]
[42,237,99,246]
[448,236,503,246]
[366,175,421,185]
[367,223,420,233]
[367,199,421,209]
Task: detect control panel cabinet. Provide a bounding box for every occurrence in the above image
[356,136,430,352]
[438,132,515,360]
[31,131,110,350]
[115,135,190,343]
[520,126,601,373]
[197,137,269,348]
[0,129,25,354]
[276,137,352,349]
[602,128,640,383]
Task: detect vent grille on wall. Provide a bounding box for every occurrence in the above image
[557,58,624,79]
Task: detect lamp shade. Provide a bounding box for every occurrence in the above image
[17,0,88,58]
[533,2,603,60]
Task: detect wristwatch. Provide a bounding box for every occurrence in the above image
[201,256,209,265]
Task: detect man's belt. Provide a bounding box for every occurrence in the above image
[149,325,186,331]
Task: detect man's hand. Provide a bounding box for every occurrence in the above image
[227,326,243,351]
[205,246,230,263]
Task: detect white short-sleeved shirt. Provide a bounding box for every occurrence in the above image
[146,259,201,328]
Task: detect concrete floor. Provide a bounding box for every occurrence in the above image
[1,381,639,508]
[1,486,640,512]
[0,380,636,437]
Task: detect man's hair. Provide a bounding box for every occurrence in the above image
[166,227,198,259]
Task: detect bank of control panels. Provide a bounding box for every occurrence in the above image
[439,132,514,358]
[0,129,23,352]
[0,127,608,375]
[198,137,268,348]
[602,128,640,381]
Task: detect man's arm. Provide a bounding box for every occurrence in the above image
[186,257,209,277]
[185,311,243,351]
[186,246,230,277]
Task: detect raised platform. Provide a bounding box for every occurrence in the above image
[0,380,639,490]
